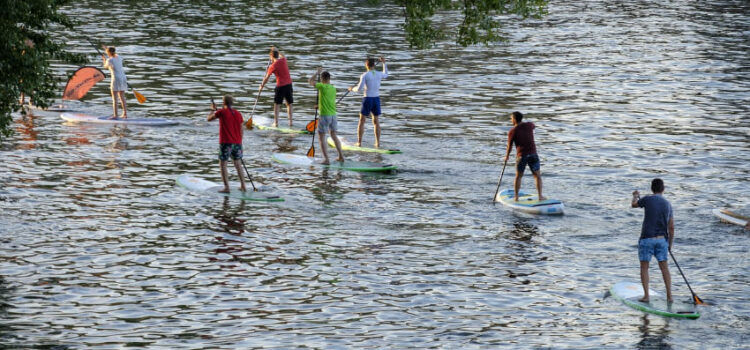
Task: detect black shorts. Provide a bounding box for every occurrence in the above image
[274,84,293,105]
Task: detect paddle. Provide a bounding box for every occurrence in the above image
[87,40,146,103]
[492,158,509,202]
[211,97,257,191]
[306,71,321,158]
[669,250,706,305]
[245,59,271,129]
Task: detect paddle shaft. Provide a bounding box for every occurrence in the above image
[306,73,321,157]
[492,158,509,202]
[250,59,271,120]
[669,250,704,304]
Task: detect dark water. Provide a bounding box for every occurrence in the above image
[1,1,749,348]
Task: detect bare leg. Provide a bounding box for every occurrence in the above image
[356,113,366,146]
[513,172,523,201]
[330,130,344,162]
[532,170,545,200]
[219,160,230,193]
[233,159,247,192]
[272,103,280,127]
[19,92,25,105]
[657,260,672,302]
[373,114,381,148]
[118,91,128,118]
[286,103,293,127]
[639,261,650,302]
[318,131,330,164]
[110,89,118,119]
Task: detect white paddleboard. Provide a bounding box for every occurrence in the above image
[610,281,700,319]
[712,208,749,227]
[495,189,564,215]
[176,175,283,202]
[272,153,397,172]
[61,112,178,126]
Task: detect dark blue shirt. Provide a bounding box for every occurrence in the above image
[637,194,673,239]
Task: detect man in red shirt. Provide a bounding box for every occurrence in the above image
[504,111,545,202]
[207,95,247,193]
[259,46,294,127]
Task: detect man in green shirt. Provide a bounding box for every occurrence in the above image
[308,68,344,164]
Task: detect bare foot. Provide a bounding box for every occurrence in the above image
[355,142,361,147]
[239,187,247,192]
[335,157,344,162]
[108,115,118,120]
[374,143,380,149]
[120,114,127,119]
[514,197,519,202]
[271,123,278,128]
[638,297,649,303]
[321,159,330,165]
[538,196,547,201]
[218,188,230,193]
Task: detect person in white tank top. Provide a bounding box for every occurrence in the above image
[102,46,128,119]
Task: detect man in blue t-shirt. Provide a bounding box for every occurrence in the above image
[631,178,674,302]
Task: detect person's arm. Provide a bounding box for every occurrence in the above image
[308,68,321,87]
[380,56,388,79]
[504,129,514,162]
[631,190,640,208]
[667,216,674,251]
[349,72,365,92]
[207,102,218,121]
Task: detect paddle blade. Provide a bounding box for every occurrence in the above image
[306,120,317,133]
[133,89,147,104]
[694,295,705,305]
[245,117,254,129]
[306,145,315,158]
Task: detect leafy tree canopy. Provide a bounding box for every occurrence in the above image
[385,0,548,49]
[0,0,85,140]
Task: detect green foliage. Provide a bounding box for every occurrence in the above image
[388,0,548,49]
[0,0,86,140]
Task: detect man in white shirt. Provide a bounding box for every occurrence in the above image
[349,56,388,148]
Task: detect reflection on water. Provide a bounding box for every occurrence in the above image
[0,0,748,348]
[637,315,672,350]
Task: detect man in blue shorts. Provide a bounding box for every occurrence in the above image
[504,111,544,201]
[631,178,674,302]
[349,56,387,148]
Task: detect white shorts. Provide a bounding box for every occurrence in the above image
[317,115,337,133]
[111,75,128,92]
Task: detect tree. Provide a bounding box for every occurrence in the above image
[0,0,85,140]
[390,0,549,49]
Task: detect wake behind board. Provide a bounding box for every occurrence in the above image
[712,208,749,227]
[610,281,700,319]
[272,153,397,173]
[327,136,402,154]
[252,116,311,134]
[176,175,284,202]
[31,103,75,112]
[61,112,178,126]
[495,189,564,215]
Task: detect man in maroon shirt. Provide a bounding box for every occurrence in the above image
[504,111,545,202]
[259,46,294,127]
[207,95,247,193]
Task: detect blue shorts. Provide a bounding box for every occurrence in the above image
[638,237,668,262]
[317,115,338,134]
[219,143,243,161]
[516,153,540,175]
[360,97,381,117]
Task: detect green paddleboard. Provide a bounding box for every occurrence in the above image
[272,153,397,173]
[611,281,700,319]
[327,136,402,154]
[251,116,311,134]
